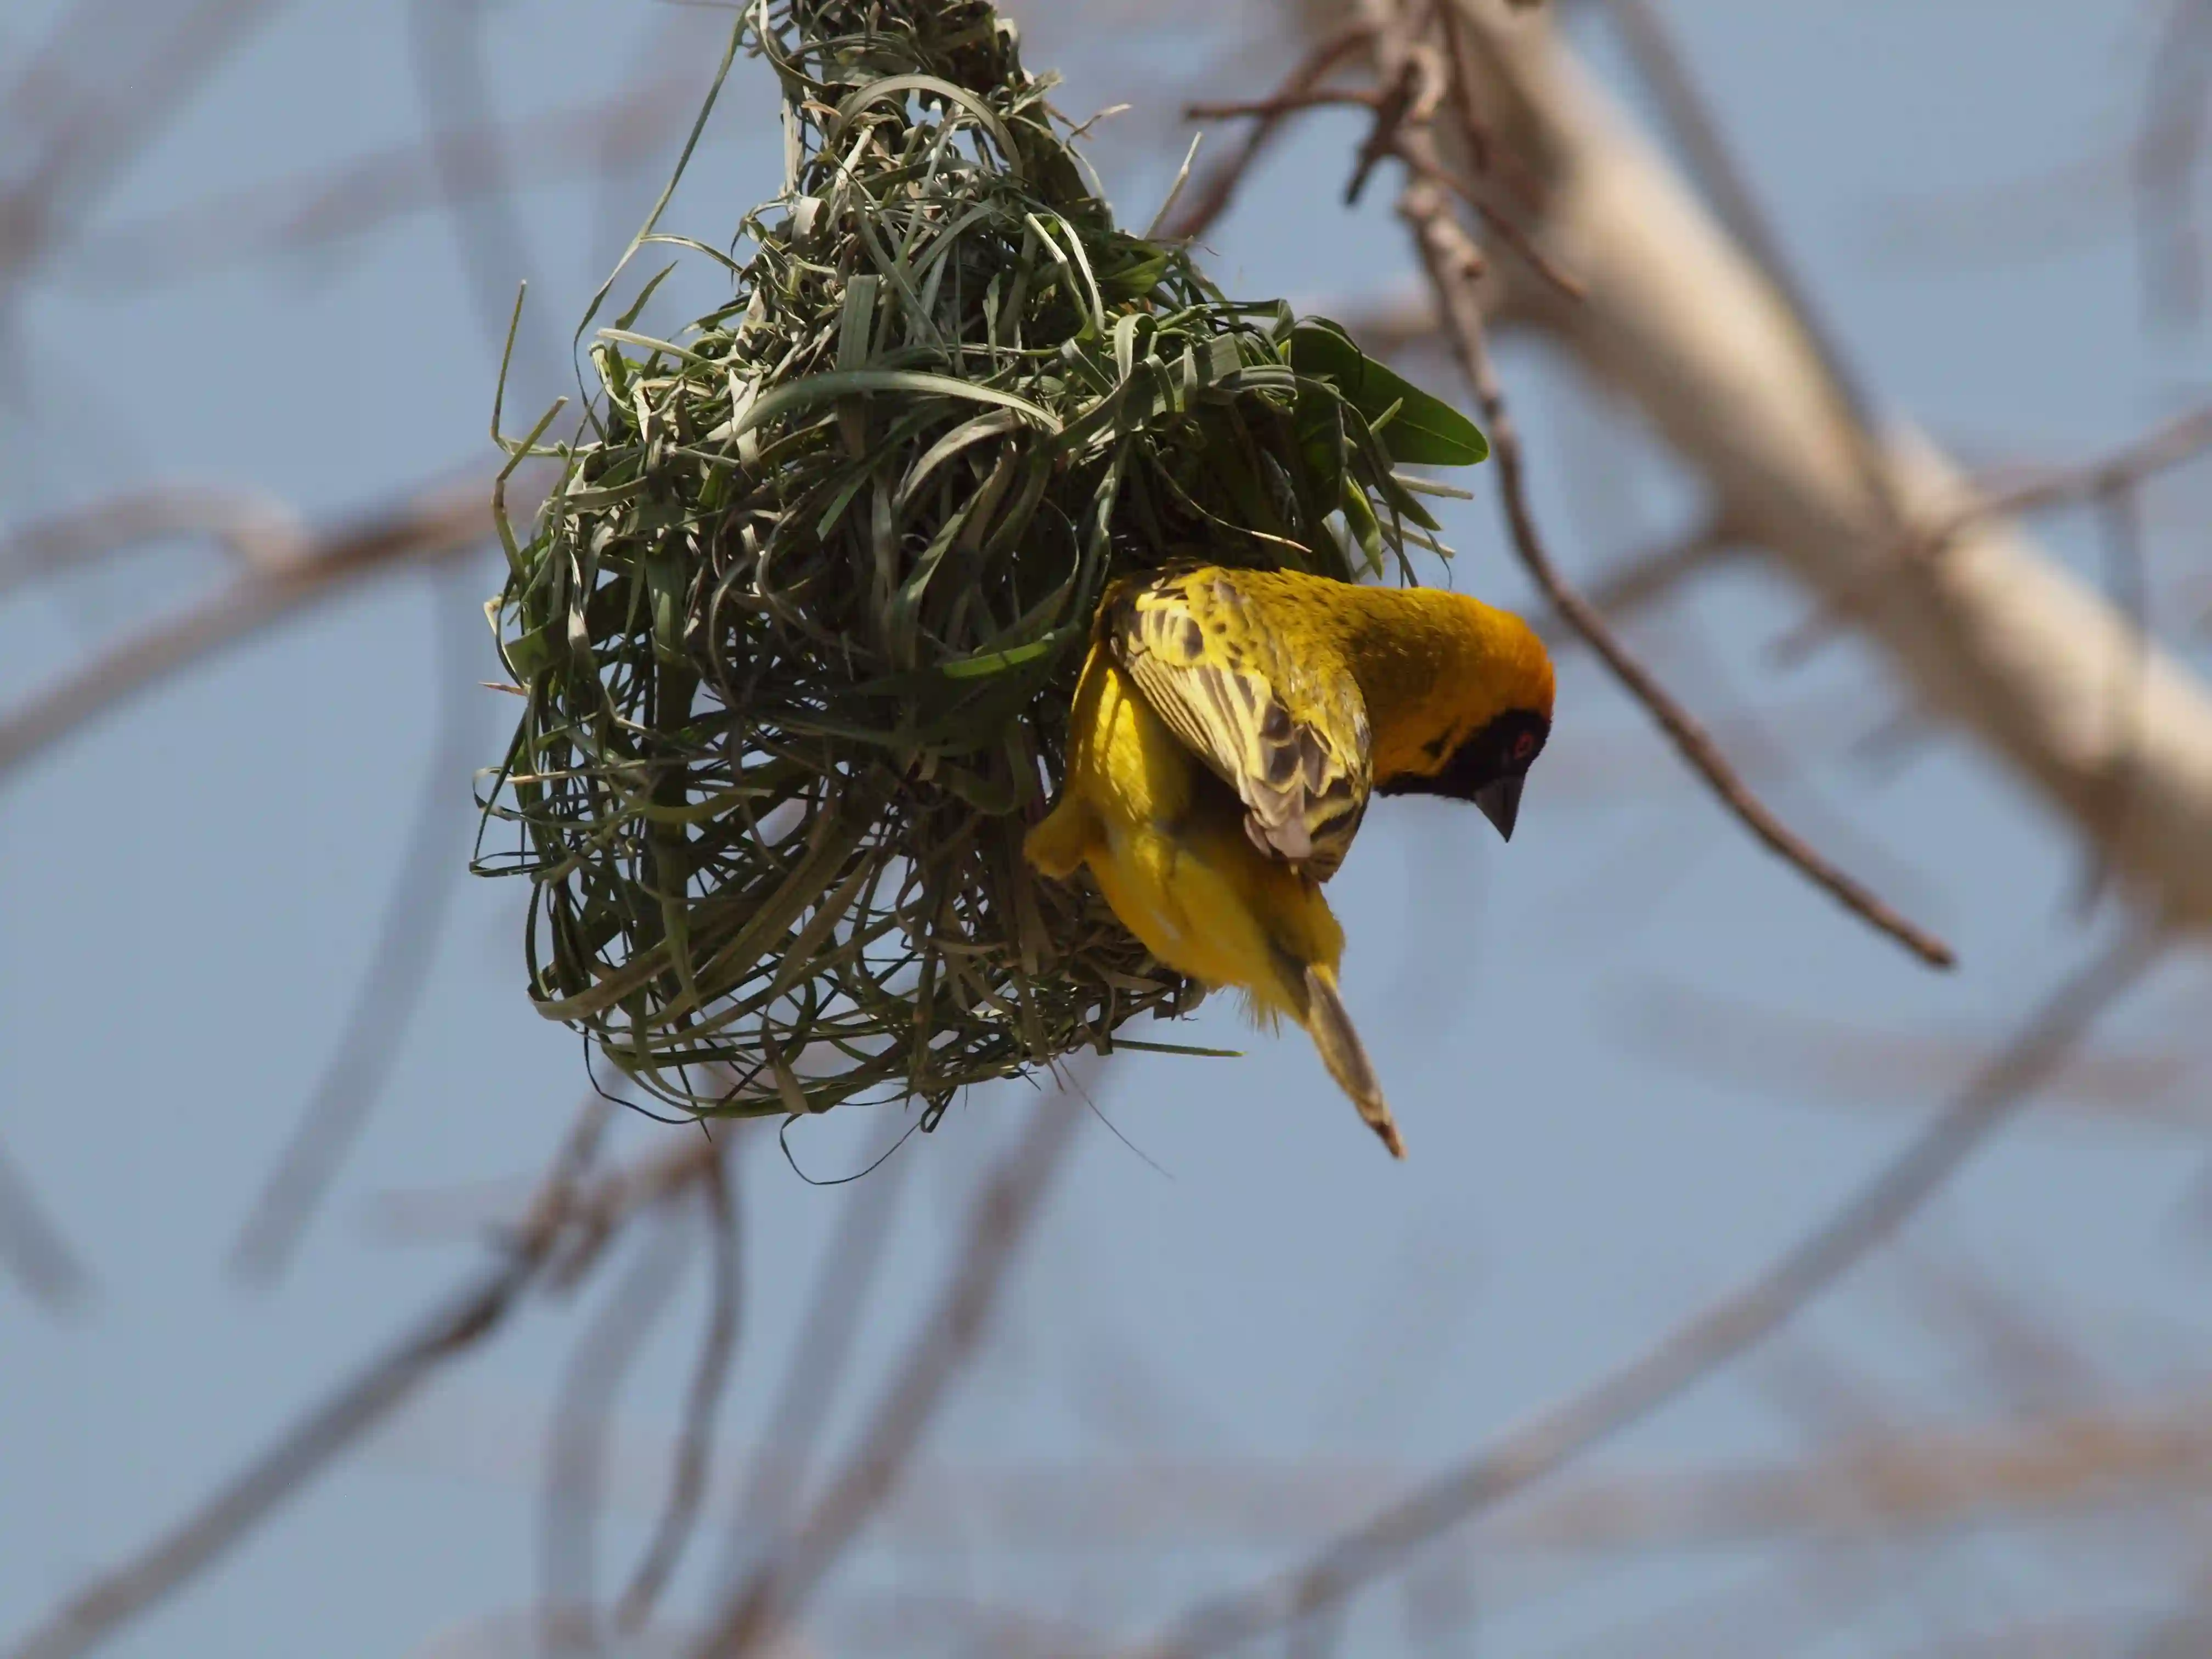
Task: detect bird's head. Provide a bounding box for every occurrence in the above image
[1375,601,1554,842]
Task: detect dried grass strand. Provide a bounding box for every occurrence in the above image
[482,1,1443,1123]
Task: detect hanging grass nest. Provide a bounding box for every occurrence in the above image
[478,0,1488,1125]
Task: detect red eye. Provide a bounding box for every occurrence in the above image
[1512,732,1537,764]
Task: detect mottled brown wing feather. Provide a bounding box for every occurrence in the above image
[1108,570,1372,879]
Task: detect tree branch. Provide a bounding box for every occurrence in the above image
[1163,24,1370,242]
[1403,179,1954,968]
[0,1102,732,1659]
[1942,404,2212,535]
[228,560,494,1280]
[0,1132,90,1314]
[616,1135,746,1632]
[0,472,532,779]
[1127,922,2160,1656]
[1441,0,2212,928]
[690,1076,1092,1657]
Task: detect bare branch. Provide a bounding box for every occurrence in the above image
[1496,1395,2212,1551]
[1600,0,1899,527]
[1126,922,2160,1656]
[1403,179,1954,968]
[0,1102,735,1659]
[63,75,702,290]
[0,1132,90,1314]
[0,471,530,779]
[2073,484,2153,911]
[1390,139,1587,301]
[538,1206,691,1651]
[0,1,287,295]
[616,1135,746,1632]
[229,561,493,1280]
[1163,24,1369,242]
[710,1128,917,1583]
[0,486,308,599]
[1184,89,1376,120]
[1441,2,2212,928]
[1616,981,2209,1129]
[691,1075,1093,1657]
[1532,521,1735,652]
[2136,0,2212,325]
[408,0,558,373]
[1898,1243,2106,1416]
[1241,0,1940,961]
[1943,405,2212,535]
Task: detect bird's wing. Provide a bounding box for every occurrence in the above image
[1108,569,1372,879]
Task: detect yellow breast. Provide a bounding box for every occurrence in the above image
[1036,646,1342,1012]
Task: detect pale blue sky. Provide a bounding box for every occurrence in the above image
[5,4,2212,1655]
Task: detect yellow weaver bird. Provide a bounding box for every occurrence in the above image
[1024,565,1554,1157]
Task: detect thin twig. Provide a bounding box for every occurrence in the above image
[1126,921,2162,1656]
[1404,180,1954,968]
[1345,44,1435,206]
[1163,24,1369,242]
[1601,0,1903,532]
[1942,405,2212,535]
[1184,90,1376,120]
[1241,1,1582,301]
[62,74,704,290]
[229,561,492,1280]
[1496,1393,2212,1551]
[690,1075,1093,1657]
[616,1132,746,1632]
[222,0,573,1276]
[0,1131,90,1314]
[0,0,287,296]
[1532,521,1734,653]
[1899,1242,2104,1416]
[1668,600,1943,922]
[710,1131,917,1584]
[408,0,562,379]
[0,472,524,779]
[1390,139,1586,301]
[538,1207,692,1652]
[1617,981,2205,1128]
[1787,400,2212,674]
[1,1098,637,1659]
[0,485,309,599]
[2136,0,2212,326]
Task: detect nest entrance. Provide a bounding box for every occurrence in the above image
[479,0,1483,1125]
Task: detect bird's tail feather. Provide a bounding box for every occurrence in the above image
[1300,964,1404,1159]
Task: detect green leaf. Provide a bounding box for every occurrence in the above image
[939,633,1068,679]
[1098,246,1170,301]
[1288,318,1489,466]
[502,623,555,682]
[1291,386,1347,526]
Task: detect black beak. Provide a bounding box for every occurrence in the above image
[1474,774,1524,842]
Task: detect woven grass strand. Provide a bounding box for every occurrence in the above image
[478,0,1454,1125]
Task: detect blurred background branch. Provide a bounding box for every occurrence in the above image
[6,3,2212,1658]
